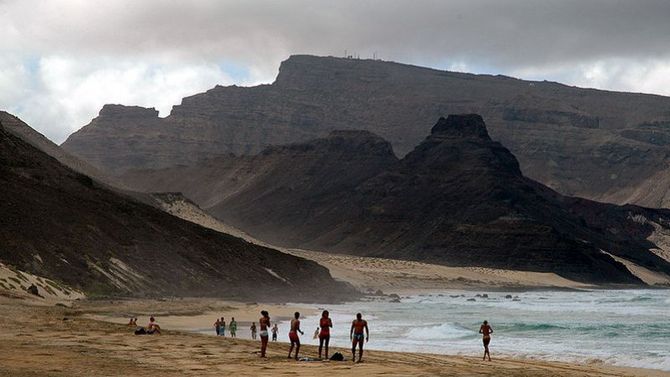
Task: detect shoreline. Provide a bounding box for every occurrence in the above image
[1,295,668,376]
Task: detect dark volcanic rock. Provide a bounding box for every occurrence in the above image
[0,118,352,301]
[63,55,670,207]
[127,115,670,285]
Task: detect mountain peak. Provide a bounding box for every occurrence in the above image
[98,104,159,119]
[430,114,490,139]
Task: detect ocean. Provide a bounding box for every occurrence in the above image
[273,289,669,371]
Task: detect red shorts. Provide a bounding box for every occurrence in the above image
[289,331,300,342]
[319,331,330,339]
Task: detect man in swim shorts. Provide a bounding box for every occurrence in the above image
[479,320,493,361]
[318,310,333,359]
[259,310,271,358]
[350,313,369,362]
[271,323,278,341]
[287,312,304,360]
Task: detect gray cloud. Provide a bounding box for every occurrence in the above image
[1,0,669,142]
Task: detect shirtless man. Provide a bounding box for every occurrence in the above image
[287,312,304,360]
[479,320,493,361]
[350,313,369,362]
[259,310,271,358]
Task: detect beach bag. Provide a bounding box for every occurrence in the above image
[134,327,147,335]
[330,352,344,361]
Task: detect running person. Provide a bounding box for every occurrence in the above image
[259,311,271,358]
[479,320,493,361]
[287,312,304,360]
[350,313,369,363]
[318,310,333,359]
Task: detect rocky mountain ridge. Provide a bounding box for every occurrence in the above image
[63,55,670,208]
[0,117,352,300]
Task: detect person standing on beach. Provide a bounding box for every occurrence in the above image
[271,324,279,342]
[259,311,271,358]
[220,317,226,337]
[287,312,304,360]
[350,313,368,363]
[213,318,221,336]
[318,310,333,359]
[479,320,493,361]
[251,322,258,340]
[230,318,237,337]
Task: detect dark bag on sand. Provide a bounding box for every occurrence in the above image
[330,352,344,361]
[134,327,147,335]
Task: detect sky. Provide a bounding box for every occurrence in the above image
[1,0,669,144]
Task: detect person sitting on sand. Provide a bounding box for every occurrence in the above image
[220,317,226,337]
[271,323,278,342]
[229,318,237,337]
[214,318,221,335]
[350,313,369,363]
[259,311,271,358]
[128,317,137,326]
[479,320,493,361]
[287,312,304,360]
[147,316,161,335]
[251,322,257,340]
[318,310,333,359]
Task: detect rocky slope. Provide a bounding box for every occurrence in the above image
[63,55,670,207]
[0,118,352,301]
[122,115,670,285]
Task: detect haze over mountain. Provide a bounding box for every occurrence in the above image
[0,116,351,300]
[120,115,670,286]
[63,55,670,208]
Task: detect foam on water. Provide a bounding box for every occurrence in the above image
[278,289,669,371]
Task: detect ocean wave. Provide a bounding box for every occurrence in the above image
[405,322,476,340]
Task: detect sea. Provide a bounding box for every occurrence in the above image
[269,289,669,371]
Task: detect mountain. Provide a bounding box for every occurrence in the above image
[0,117,352,301]
[121,115,670,285]
[62,55,670,208]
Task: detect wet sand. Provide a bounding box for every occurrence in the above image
[1,296,668,377]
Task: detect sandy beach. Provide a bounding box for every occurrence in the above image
[0,295,668,377]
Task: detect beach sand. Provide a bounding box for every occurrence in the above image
[1,296,668,377]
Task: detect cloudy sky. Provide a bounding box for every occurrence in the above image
[1,0,669,144]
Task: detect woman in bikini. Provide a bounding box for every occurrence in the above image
[318,310,333,359]
[479,320,493,361]
[287,312,304,360]
[259,310,271,358]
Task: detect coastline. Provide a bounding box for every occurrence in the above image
[1,295,668,376]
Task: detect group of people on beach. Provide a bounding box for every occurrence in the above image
[129,316,161,335]
[253,310,369,362]
[213,317,238,337]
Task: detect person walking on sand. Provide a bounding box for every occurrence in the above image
[287,312,304,360]
[271,323,279,342]
[230,317,237,337]
[214,318,221,336]
[251,322,258,340]
[318,310,333,359]
[479,320,493,361]
[259,311,271,358]
[350,313,369,363]
[220,317,226,337]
